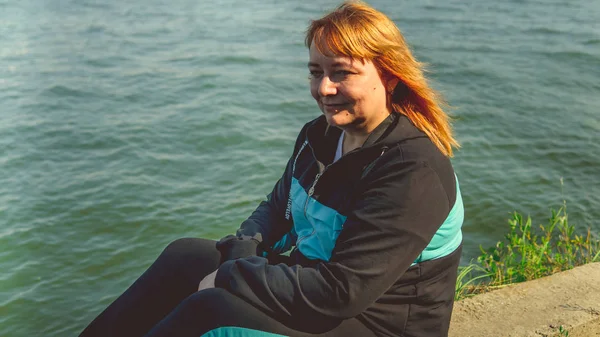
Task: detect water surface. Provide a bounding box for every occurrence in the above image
[1,0,599,335]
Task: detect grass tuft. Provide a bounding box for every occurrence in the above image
[456,204,600,300]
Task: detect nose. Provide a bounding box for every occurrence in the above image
[318,76,337,97]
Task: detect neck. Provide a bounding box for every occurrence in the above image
[342,111,391,154]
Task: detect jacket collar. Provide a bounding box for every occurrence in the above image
[362,112,398,147]
[305,112,427,163]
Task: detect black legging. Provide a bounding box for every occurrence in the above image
[79,238,376,337]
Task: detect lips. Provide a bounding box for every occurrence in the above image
[322,103,346,109]
[322,103,345,112]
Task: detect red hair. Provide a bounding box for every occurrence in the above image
[306,1,459,157]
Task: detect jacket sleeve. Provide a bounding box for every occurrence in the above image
[216,123,309,263]
[214,156,453,321]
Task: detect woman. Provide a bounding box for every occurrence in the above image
[80,2,463,336]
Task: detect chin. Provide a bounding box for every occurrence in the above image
[324,112,351,127]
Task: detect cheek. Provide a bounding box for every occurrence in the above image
[338,87,359,105]
[310,83,319,101]
[358,83,385,107]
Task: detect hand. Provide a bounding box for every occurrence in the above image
[198,269,218,291]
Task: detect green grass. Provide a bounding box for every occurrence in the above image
[455,203,600,300]
[558,325,570,337]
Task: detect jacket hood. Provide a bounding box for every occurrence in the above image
[305,112,428,164]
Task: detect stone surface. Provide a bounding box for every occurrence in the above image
[449,263,600,337]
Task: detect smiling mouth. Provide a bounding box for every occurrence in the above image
[323,103,346,109]
[323,104,345,112]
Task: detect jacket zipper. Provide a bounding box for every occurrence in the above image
[298,165,329,246]
[296,142,388,247]
[298,142,331,246]
[304,171,323,216]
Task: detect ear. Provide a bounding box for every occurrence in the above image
[386,76,400,94]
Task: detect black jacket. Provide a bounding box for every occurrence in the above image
[215,112,464,337]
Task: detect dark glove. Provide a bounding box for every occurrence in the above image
[216,234,263,265]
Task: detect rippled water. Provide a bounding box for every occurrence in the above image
[1,0,599,335]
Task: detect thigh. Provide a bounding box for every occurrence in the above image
[145,288,376,337]
[156,237,222,286]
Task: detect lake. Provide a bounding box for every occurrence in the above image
[1,0,598,335]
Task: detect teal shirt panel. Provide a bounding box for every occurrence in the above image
[413,177,464,265]
[201,327,287,337]
[270,177,463,264]
[290,177,347,261]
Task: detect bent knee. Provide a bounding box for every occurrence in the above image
[163,237,200,254]
[159,238,219,266]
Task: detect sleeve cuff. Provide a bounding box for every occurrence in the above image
[216,235,262,264]
[215,260,234,289]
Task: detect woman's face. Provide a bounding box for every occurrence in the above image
[308,43,391,133]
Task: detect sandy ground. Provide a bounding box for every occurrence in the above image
[449,263,600,337]
[566,318,600,337]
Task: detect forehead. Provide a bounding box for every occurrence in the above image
[308,43,361,68]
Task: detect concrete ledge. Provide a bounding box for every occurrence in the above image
[449,262,600,337]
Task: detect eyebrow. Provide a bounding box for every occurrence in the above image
[307,61,353,68]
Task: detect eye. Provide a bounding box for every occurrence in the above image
[308,70,323,79]
[332,70,354,80]
[335,70,352,76]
